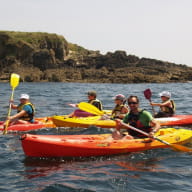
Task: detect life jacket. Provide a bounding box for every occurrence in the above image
[89,99,103,110]
[160,100,175,114]
[126,109,152,138]
[17,102,35,121]
[111,104,125,119]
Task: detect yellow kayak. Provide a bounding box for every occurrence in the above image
[52,115,114,128]
[52,114,192,128]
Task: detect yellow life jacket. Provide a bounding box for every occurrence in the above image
[111,104,125,118]
[89,99,103,110]
[17,102,35,121]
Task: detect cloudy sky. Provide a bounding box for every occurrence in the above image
[1,0,192,66]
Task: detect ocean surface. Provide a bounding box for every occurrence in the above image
[0,82,192,192]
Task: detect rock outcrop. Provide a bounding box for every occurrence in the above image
[0,31,192,83]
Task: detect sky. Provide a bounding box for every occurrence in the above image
[1,0,192,66]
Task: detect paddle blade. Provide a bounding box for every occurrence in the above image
[78,102,104,116]
[10,73,20,89]
[155,136,192,152]
[171,144,192,152]
[144,89,152,100]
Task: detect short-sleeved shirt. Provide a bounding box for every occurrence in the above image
[123,110,154,137]
[123,110,153,127]
[22,104,34,123]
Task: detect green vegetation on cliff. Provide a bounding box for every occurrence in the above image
[0,31,68,81]
[0,31,192,83]
[0,31,67,48]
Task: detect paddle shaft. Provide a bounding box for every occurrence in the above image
[121,122,177,147]
[121,122,150,137]
[3,89,15,134]
[7,89,15,117]
[149,98,156,116]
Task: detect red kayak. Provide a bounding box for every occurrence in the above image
[157,115,192,126]
[0,117,55,132]
[20,128,192,157]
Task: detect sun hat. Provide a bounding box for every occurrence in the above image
[20,94,30,100]
[113,94,126,101]
[87,91,97,97]
[159,91,171,98]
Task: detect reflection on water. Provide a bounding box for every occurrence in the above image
[22,150,172,180]
[21,147,192,191]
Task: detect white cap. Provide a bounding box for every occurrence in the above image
[113,94,125,101]
[20,94,30,100]
[159,91,171,98]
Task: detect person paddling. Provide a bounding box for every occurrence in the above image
[68,90,103,117]
[5,94,35,125]
[112,95,160,140]
[101,94,128,120]
[111,94,129,119]
[150,91,175,118]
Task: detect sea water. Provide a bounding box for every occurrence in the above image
[0,82,191,192]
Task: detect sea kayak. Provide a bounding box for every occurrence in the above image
[21,128,192,157]
[0,117,55,132]
[52,114,192,128]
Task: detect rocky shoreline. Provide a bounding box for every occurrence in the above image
[0,31,192,83]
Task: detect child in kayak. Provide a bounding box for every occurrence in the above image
[111,94,129,119]
[150,91,175,118]
[100,94,128,120]
[5,94,35,125]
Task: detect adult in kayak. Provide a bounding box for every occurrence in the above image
[150,91,175,118]
[112,95,160,140]
[6,94,35,125]
[68,90,103,117]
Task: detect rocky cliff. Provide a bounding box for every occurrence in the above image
[0,31,192,83]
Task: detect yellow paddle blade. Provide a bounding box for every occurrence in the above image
[171,144,192,152]
[147,135,192,153]
[154,136,192,152]
[10,73,20,89]
[78,102,104,116]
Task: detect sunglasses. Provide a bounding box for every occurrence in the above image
[128,102,138,105]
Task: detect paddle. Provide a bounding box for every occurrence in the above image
[78,102,104,116]
[144,89,155,115]
[120,122,192,152]
[3,73,20,134]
